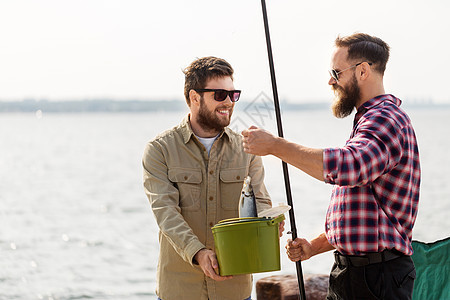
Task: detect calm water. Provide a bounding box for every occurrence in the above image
[1,108,449,299]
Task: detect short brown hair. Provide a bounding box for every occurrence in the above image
[183,56,234,106]
[335,33,390,75]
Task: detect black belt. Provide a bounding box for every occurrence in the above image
[334,249,404,267]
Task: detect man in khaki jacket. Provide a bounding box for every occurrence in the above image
[143,56,272,300]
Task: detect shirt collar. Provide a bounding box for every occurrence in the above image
[180,114,231,144]
[354,94,402,124]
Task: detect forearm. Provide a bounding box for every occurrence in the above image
[271,137,324,182]
[153,205,205,258]
[310,233,335,256]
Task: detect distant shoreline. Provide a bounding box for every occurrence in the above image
[1,99,449,113]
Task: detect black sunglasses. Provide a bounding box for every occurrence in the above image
[329,62,372,82]
[194,89,241,102]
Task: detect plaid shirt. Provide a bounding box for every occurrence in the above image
[324,94,420,256]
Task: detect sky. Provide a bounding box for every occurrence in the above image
[1,0,449,103]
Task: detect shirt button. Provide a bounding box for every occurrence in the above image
[209,222,214,227]
[184,176,188,180]
[209,170,214,175]
[209,196,214,201]
[236,176,240,180]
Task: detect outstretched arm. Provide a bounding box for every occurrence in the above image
[242,126,324,182]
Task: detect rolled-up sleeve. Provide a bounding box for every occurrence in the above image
[323,147,341,185]
[142,141,205,266]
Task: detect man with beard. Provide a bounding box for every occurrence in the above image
[242,33,420,299]
[142,56,272,300]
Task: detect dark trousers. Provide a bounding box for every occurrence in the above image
[327,251,416,300]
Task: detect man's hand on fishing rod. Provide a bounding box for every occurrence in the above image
[285,238,314,262]
[286,233,335,262]
[242,126,278,156]
[194,249,233,281]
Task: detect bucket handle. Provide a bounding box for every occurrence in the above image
[268,214,285,225]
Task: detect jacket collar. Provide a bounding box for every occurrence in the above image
[180,114,232,144]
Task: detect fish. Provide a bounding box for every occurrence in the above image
[238,176,258,218]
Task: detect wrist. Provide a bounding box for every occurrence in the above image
[270,136,284,156]
[193,248,206,265]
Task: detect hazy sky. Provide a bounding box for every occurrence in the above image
[1,0,449,103]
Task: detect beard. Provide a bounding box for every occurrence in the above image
[196,96,233,132]
[331,74,360,118]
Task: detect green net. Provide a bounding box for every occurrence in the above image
[412,238,450,300]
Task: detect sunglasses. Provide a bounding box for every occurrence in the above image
[329,62,372,82]
[194,89,241,102]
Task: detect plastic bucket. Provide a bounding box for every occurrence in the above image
[211,214,284,276]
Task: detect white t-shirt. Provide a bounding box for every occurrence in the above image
[196,133,220,155]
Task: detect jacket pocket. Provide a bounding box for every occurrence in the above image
[168,168,202,211]
[219,168,246,210]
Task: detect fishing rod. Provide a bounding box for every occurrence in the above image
[259,0,306,299]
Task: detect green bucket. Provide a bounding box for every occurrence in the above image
[211,214,285,276]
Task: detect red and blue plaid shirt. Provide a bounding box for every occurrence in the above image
[324,94,420,256]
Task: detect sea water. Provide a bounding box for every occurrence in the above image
[1,108,449,299]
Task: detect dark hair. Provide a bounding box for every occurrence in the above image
[183,56,234,106]
[335,33,390,75]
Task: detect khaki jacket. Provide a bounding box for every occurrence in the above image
[143,115,272,300]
